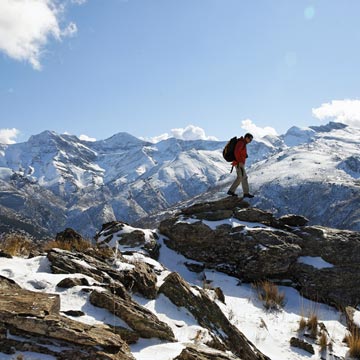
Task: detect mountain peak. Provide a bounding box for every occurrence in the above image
[309,121,348,133]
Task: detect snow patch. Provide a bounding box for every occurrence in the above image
[298,256,334,269]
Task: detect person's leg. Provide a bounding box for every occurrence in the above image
[240,165,250,194]
[228,165,242,194]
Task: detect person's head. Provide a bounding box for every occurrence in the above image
[244,133,253,143]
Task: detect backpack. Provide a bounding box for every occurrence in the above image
[222,136,238,162]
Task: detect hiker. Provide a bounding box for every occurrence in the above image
[227,133,254,198]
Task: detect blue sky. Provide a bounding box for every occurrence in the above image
[1,0,360,144]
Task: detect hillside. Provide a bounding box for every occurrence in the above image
[1,198,359,359]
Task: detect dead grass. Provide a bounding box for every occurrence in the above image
[307,314,318,338]
[0,233,35,257]
[253,280,286,310]
[42,237,92,252]
[319,331,328,351]
[298,316,307,332]
[344,328,360,358]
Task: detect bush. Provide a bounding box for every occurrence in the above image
[307,314,318,339]
[254,280,286,310]
[43,237,91,252]
[0,233,35,257]
[345,329,360,358]
[319,331,328,351]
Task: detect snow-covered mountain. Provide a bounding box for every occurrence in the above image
[0,121,359,238]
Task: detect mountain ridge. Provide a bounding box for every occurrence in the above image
[0,121,359,238]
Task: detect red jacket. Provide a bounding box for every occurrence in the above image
[232,137,247,165]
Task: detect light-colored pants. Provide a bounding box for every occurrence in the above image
[229,163,249,195]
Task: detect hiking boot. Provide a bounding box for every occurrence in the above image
[243,193,254,198]
[227,190,238,197]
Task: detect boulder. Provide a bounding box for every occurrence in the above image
[57,277,90,288]
[0,277,60,317]
[174,344,242,360]
[47,248,157,299]
[95,221,160,260]
[159,217,301,281]
[278,214,309,227]
[89,289,175,341]
[159,272,270,360]
[0,280,134,360]
[160,198,360,308]
[181,197,249,216]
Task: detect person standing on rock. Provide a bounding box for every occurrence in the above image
[227,133,254,198]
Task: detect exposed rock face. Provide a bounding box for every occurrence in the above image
[90,289,175,341]
[159,272,270,360]
[0,277,134,360]
[47,248,157,299]
[159,197,360,308]
[174,345,242,360]
[95,221,161,259]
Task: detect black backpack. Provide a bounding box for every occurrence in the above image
[222,136,238,162]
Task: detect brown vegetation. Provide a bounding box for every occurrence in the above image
[253,280,286,310]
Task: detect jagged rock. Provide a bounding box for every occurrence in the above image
[181,197,249,216]
[0,277,60,317]
[47,248,157,299]
[290,337,315,354]
[57,277,90,288]
[63,310,85,317]
[193,210,234,221]
[174,344,242,360]
[0,283,134,360]
[278,214,309,227]
[290,226,360,307]
[89,289,175,341]
[160,197,360,308]
[345,307,359,332]
[95,221,161,260]
[159,217,302,281]
[56,227,85,243]
[0,275,21,290]
[234,208,274,224]
[108,325,139,344]
[159,272,270,360]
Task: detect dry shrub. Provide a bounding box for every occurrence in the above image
[298,316,307,332]
[43,237,91,252]
[254,280,286,310]
[0,233,35,257]
[344,328,360,358]
[319,331,328,351]
[307,314,318,338]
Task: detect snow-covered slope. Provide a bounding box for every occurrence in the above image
[0,122,359,237]
[0,130,276,237]
[250,122,360,230]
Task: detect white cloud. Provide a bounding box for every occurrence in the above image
[0,0,83,70]
[144,125,218,143]
[241,119,278,138]
[312,99,360,128]
[171,125,218,141]
[79,134,96,142]
[0,128,20,144]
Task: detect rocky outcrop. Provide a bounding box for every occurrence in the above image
[47,248,157,299]
[0,277,134,360]
[89,289,175,341]
[95,221,161,259]
[159,272,270,360]
[159,197,360,307]
[174,345,242,360]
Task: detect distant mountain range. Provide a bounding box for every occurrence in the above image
[0,121,359,238]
